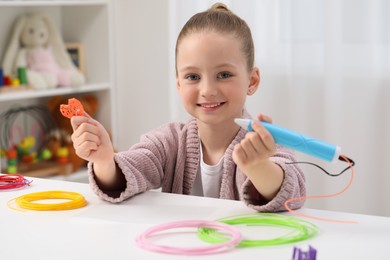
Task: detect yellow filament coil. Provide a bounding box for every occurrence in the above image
[12,190,87,211]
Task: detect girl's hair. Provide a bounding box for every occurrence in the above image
[175,3,255,74]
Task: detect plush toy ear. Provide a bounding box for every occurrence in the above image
[41,13,75,69]
[1,15,27,76]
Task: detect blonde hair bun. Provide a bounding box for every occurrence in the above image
[209,2,230,12]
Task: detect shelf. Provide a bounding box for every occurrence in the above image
[0,83,110,102]
[0,0,115,181]
[0,0,109,7]
[13,161,73,178]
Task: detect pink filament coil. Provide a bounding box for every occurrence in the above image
[135,220,242,255]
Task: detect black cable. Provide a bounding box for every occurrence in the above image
[286,155,355,177]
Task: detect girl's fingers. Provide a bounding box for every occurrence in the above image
[239,133,258,160]
[70,116,89,131]
[257,113,272,123]
[75,140,99,158]
[70,115,99,131]
[83,111,92,119]
[251,120,276,153]
[72,130,100,148]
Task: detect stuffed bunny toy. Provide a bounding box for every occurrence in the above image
[2,13,85,89]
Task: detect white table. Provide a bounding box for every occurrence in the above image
[1,176,389,260]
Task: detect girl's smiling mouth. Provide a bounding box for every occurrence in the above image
[197,102,226,110]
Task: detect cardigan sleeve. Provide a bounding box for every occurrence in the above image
[240,146,306,212]
[88,123,184,203]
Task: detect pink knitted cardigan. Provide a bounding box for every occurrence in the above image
[88,118,306,212]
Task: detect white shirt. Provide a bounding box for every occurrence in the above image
[191,144,223,198]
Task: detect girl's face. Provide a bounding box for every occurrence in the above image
[176,31,259,128]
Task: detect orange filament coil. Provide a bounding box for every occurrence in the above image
[10,190,87,211]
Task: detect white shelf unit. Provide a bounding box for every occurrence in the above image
[0,0,116,181]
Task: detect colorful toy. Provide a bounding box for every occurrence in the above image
[40,148,52,160]
[0,105,57,174]
[17,136,35,155]
[56,146,69,164]
[6,148,18,174]
[1,13,85,89]
[292,245,317,260]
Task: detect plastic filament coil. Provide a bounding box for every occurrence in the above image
[197,213,318,247]
[135,220,242,255]
[12,190,87,211]
[0,174,31,191]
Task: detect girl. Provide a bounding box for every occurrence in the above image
[71,3,305,212]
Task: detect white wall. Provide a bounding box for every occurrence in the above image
[113,0,171,150]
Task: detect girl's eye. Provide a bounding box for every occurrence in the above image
[217,72,232,79]
[186,74,200,81]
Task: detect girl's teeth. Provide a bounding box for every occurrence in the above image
[204,103,220,108]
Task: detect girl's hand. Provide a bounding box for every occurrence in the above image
[233,113,284,200]
[232,113,276,173]
[70,115,114,164]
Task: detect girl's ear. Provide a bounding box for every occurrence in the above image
[247,67,260,96]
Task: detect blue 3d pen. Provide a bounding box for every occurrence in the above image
[234,118,341,162]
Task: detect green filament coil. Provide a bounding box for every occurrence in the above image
[197,213,318,247]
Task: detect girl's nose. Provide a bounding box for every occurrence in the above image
[200,77,217,97]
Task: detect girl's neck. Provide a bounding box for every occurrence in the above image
[198,121,241,165]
